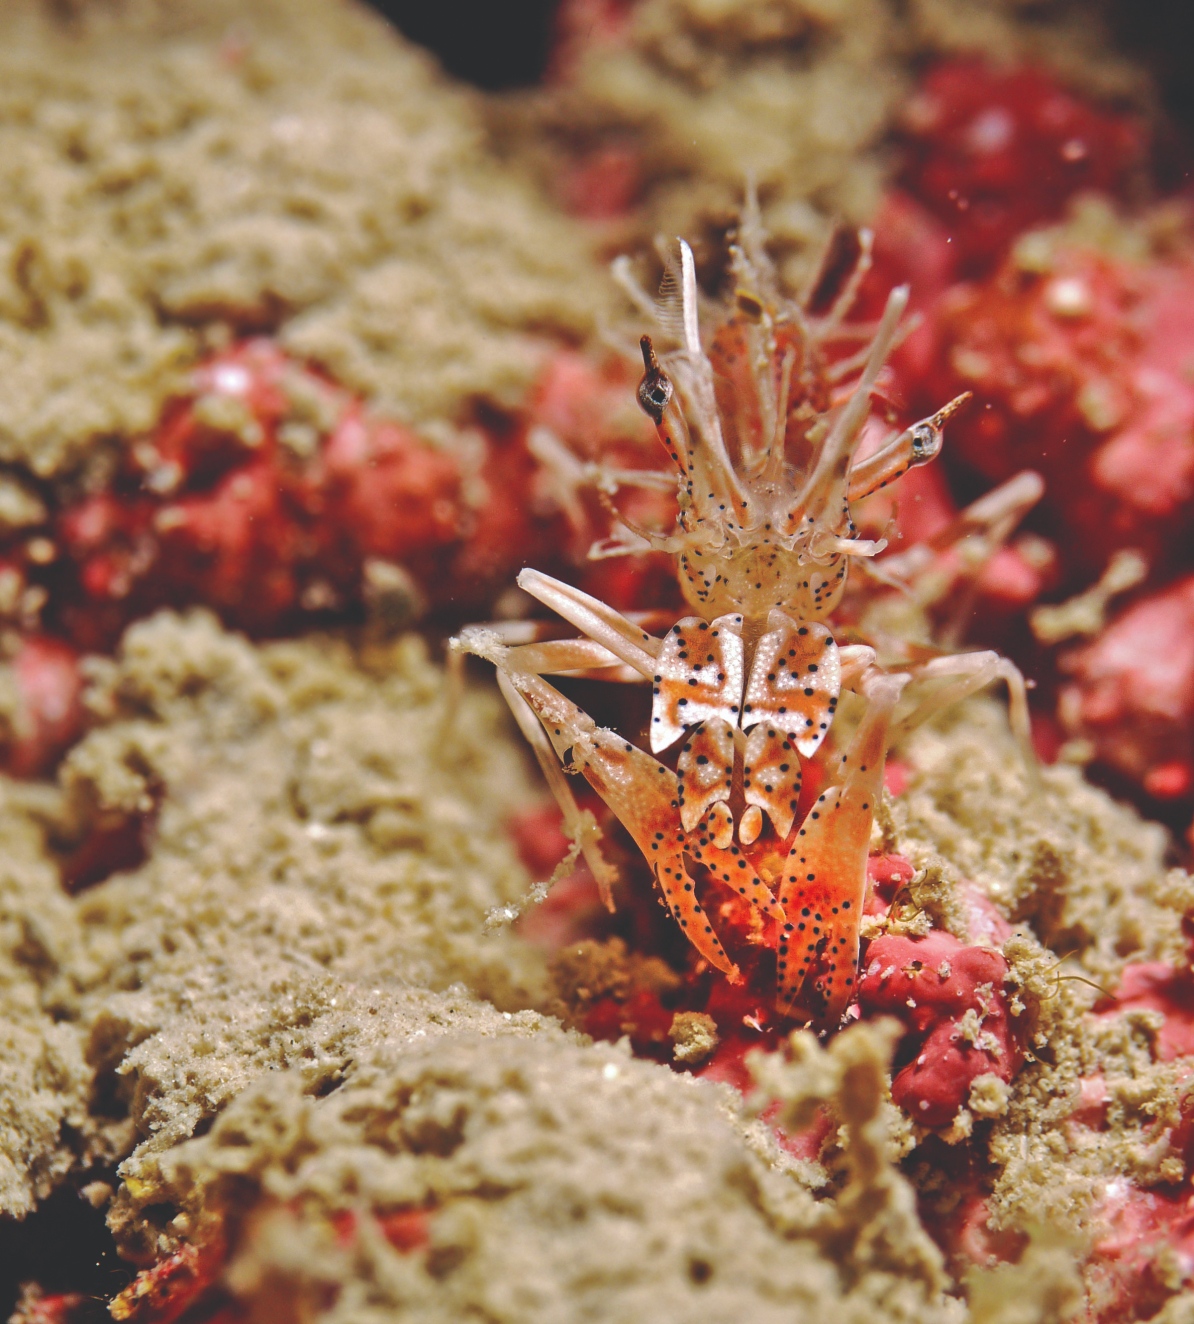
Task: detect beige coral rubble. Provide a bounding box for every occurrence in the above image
[0,0,605,483]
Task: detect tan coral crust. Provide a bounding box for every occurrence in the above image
[0,781,91,1218]
[123,1009,960,1324]
[895,700,1193,976]
[0,0,605,483]
[0,609,551,1225]
[500,0,1146,287]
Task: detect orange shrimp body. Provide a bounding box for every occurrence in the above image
[458,227,977,1024]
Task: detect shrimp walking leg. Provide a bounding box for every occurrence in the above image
[494,671,619,910]
[892,650,1034,766]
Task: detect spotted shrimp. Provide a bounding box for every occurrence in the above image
[454,222,1032,1024]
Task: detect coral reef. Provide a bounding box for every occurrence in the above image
[1056,575,1194,803]
[499,0,1146,286]
[45,338,551,646]
[895,59,1144,275]
[0,0,601,486]
[2,1,1194,1321]
[900,204,1194,581]
[884,191,1194,813]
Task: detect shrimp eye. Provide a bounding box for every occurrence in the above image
[734,289,765,320]
[637,335,673,423]
[909,421,941,463]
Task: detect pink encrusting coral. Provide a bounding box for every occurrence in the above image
[49,339,528,646]
[896,59,1143,276]
[1058,576,1194,803]
[898,238,1194,584]
[2,338,642,791]
[1092,916,1194,1063]
[862,55,1145,347]
[0,335,674,663]
[867,62,1194,814]
[858,931,1021,1129]
[1088,1179,1194,1323]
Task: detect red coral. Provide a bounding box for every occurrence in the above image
[9,1290,90,1324]
[867,189,960,320]
[1091,916,1194,1060]
[922,1184,1028,1272]
[60,812,150,894]
[583,986,676,1054]
[375,1208,432,1254]
[2,635,84,778]
[902,241,1194,582]
[1096,962,1194,1059]
[48,340,564,645]
[865,853,917,914]
[103,1205,432,1324]
[508,805,576,879]
[898,59,1143,275]
[858,930,1020,1127]
[330,1206,431,1255]
[1058,576,1194,802]
[883,206,1194,807]
[438,412,558,602]
[109,1240,225,1324]
[1089,1179,1194,1321]
[319,406,465,572]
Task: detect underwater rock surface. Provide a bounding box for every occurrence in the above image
[2,2,1194,1322]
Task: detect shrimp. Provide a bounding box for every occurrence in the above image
[454,219,1032,1024]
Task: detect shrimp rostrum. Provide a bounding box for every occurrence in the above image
[453,228,1032,1025]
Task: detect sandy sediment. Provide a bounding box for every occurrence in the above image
[0,780,92,1220]
[0,610,547,1225]
[896,701,1194,978]
[123,1014,960,1323]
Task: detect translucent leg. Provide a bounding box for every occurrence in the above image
[496,672,619,912]
[891,649,1034,771]
[516,568,662,677]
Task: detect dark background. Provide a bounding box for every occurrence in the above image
[364,0,560,88]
